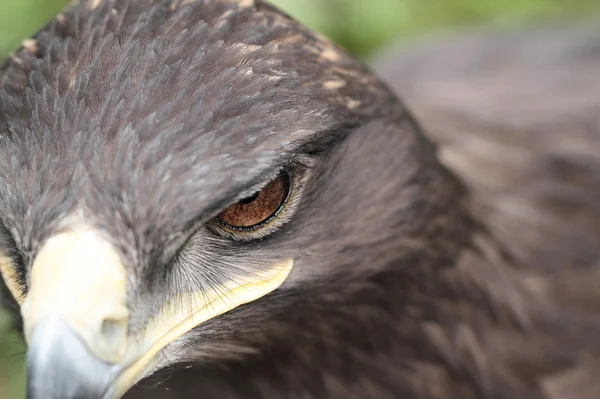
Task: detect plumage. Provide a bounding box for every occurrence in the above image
[374,24,600,268]
[0,1,598,398]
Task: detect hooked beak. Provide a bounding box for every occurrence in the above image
[26,317,119,399]
[15,230,293,399]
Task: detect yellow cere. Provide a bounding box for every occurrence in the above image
[20,230,129,364]
[114,258,293,398]
[0,252,25,304]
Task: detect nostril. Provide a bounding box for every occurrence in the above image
[99,317,128,358]
[101,318,125,341]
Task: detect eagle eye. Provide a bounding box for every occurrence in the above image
[211,170,293,238]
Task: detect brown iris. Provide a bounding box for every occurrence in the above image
[217,171,291,230]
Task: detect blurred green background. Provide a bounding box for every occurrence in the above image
[0,0,599,398]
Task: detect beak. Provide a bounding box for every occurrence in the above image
[26,317,119,399]
[19,230,293,399]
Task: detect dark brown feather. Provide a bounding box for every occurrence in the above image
[1,2,600,398]
[373,24,600,399]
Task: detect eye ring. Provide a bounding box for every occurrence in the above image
[209,169,294,239]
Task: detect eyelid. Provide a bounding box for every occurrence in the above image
[206,164,309,241]
[215,169,292,232]
[216,154,316,213]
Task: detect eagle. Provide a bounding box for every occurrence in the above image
[0,1,599,398]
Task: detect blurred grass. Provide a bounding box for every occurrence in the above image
[2,0,600,60]
[275,0,600,57]
[0,0,599,398]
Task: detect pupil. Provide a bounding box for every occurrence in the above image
[239,192,259,205]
